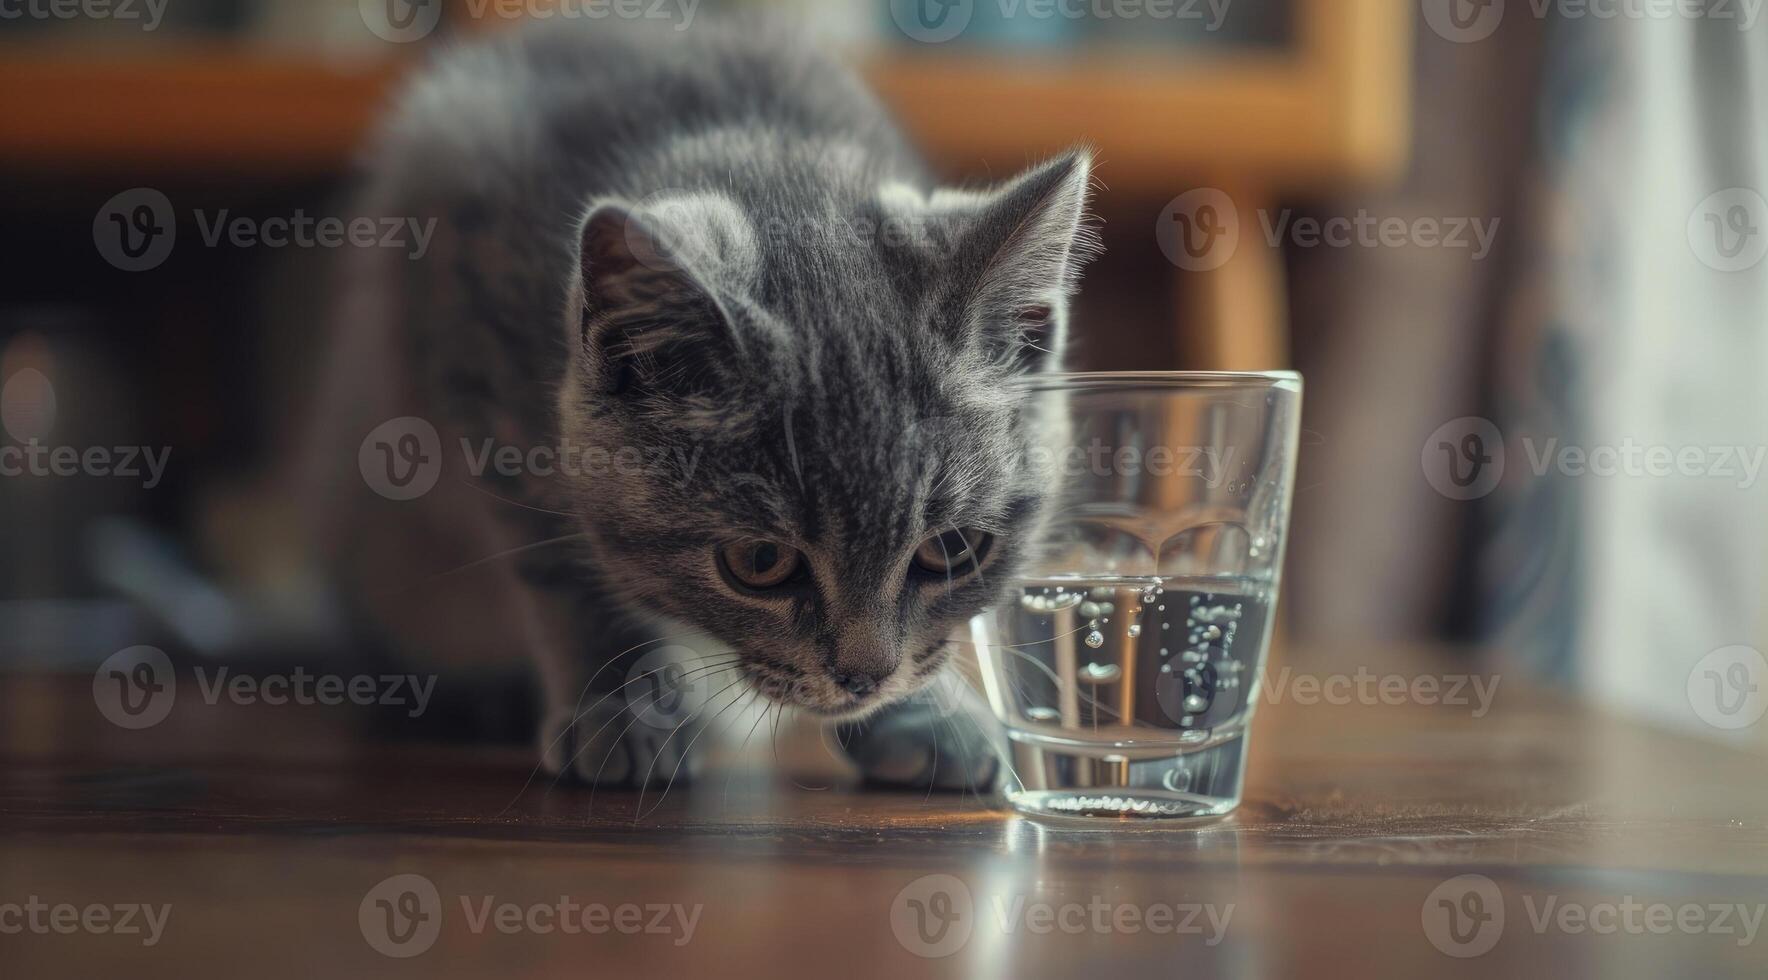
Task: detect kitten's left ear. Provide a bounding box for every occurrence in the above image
[941,149,1099,373]
[574,196,750,400]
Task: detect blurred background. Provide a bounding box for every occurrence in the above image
[1,0,1764,750]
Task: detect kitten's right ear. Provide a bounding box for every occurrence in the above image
[905,150,1098,375]
[576,202,739,400]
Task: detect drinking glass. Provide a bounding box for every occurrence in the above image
[969,371,1302,819]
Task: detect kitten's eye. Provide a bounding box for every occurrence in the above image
[717,539,803,590]
[914,529,991,575]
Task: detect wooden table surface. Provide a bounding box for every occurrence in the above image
[2,652,1765,980]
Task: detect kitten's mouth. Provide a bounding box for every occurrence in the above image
[739,640,954,719]
[744,671,892,719]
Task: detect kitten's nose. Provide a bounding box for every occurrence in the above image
[830,620,900,697]
[832,671,881,698]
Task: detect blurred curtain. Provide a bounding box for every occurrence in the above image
[1484,9,1768,738]
[1291,5,1768,741]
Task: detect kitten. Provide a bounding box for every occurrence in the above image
[310,19,1097,789]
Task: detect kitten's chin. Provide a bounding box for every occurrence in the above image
[796,696,895,724]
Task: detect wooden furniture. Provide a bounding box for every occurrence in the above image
[872,0,1415,371]
[3,646,1762,979]
[0,0,1411,371]
[0,43,411,176]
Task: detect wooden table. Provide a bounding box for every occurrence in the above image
[2,652,1764,979]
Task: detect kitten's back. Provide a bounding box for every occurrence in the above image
[302,20,921,670]
[369,20,917,215]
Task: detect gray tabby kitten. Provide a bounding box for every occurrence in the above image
[313,19,1096,790]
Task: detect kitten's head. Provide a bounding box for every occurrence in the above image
[559,150,1096,717]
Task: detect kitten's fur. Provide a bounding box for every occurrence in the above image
[310,20,1097,788]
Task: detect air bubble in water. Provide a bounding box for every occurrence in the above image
[1081,662,1121,683]
[1084,629,1105,649]
[1128,624,1142,638]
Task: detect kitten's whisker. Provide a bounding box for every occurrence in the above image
[584,666,740,810]
[426,532,591,583]
[549,649,736,765]
[947,684,1027,795]
[989,645,1130,721]
[934,525,957,599]
[456,477,579,518]
[768,699,786,766]
[501,644,731,817]
[641,684,755,822]
[632,674,749,819]
[947,622,1095,650]
[923,703,940,803]
[551,656,742,782]
[584,696,669,808]
[723,699,773,814]
[566,629,720,725]
[817,718,846,768]
[779,704,830,792]
[925,661,1070,797]
[937,712,982,804]
[551,654,746,792]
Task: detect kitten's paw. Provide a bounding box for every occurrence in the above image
[540,700,699,789]
[835,695,1004,794]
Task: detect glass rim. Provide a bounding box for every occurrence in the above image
[1011,370,1302,392]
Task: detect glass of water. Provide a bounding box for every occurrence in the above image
[970,371,1302,819]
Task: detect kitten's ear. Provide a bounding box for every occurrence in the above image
[575,201,740,400]
[941,150,1099,374]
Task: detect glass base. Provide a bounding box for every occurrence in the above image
[1000,727,1247,820]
